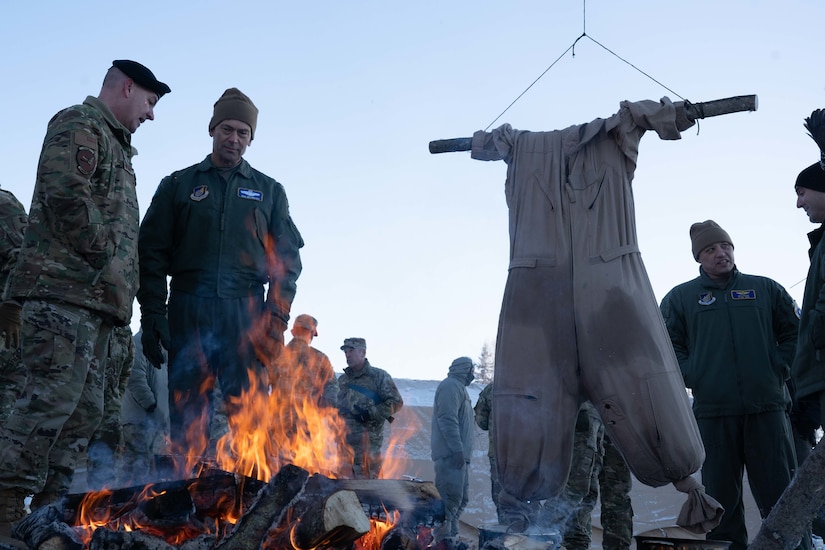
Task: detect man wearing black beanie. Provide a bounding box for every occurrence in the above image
[792,160,825,461]
[137,88,304,459]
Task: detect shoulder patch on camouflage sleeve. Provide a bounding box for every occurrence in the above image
[73,130,98,176]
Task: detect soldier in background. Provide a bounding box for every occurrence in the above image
[431,357,475,541]
[598,437,634,550]
[273,314,338,409]
[0,186,27,423]
[86,326,135,490]
[474,382,504,523]
[0,60,169,542]
[120,330,170,486]
[337,337,403,479]
[538,402,604,549]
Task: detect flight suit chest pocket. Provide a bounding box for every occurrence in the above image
[567,167,605,208]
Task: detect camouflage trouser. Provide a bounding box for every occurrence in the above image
[87,326,134,490]
[434,457,470,539]
[344,420,384,479]
[121,422,167,486]
[599,435,634,550]
[0,346,25,424]
[538,402,604,550]
[488,455,505,523]
[0,300,111,494]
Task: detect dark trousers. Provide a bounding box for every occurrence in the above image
[167,289,265,455]
[697,411,808,550]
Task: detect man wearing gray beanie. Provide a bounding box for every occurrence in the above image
[137,88,304,457]
[660,221,805,550]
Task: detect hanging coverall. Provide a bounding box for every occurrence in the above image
[471,98,712,528]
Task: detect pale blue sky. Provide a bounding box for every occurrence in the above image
[1,1,823,380]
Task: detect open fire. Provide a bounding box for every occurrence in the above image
[10,337,446,550]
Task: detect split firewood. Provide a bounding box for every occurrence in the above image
[213,463,309,550]
[11,502,83,550]
[319,478,445,525]
[291,488,370,549]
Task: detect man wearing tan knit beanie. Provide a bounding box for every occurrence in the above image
[660,221,803,550]
[137,87,304,457]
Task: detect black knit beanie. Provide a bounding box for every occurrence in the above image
[796,162,825,193]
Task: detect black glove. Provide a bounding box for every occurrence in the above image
[0,302,21,350]
[354,404,373,423]
[141,314,170,369]
[146,402,157,413]
[449,451,466,469]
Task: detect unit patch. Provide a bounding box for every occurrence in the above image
[76,147,96,175]
[730,289,756,300]
[190,185,209,201]
[698,292,716,306]
[238,188,263,201]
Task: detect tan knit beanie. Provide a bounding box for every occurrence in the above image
[208,88,258,139]
[690,220,733,260]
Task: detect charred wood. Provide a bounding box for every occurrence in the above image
[12,503,83,550]
[214,463,309,550]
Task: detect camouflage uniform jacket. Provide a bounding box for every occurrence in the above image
[0,188,28,298]
[137,156,304,324]
[7,96,139,325]
[274,338,339,408]
[337,359,403,425]
[474,383,494,458]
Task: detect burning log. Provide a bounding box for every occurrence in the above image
[88,529,183,550]
[12,503,84,550]
[291,489,370,548]
[214,463,309,550]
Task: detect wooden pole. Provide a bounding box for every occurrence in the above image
[428,94,758,154]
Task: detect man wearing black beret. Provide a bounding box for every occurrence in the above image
[0,60,170,543]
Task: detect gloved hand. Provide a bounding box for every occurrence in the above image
[141,314,170,369]
[449,451,466,469]
[0,302,21,349]
[354,404,373,423]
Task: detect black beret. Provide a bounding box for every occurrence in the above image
[112,60,171,98]
[796,161,825,193]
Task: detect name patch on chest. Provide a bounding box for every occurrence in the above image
[731,289,756,300]
[238,188,263,201]
[698,292,716,306]
[190,185,209,201]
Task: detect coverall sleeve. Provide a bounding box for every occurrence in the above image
[127,351,158,411]
[265,184,304,323]
[137,176,176,317]
[773,283,800,369]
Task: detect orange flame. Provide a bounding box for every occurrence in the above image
[354,509,401,550]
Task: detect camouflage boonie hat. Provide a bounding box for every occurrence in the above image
[341,337,366,350]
